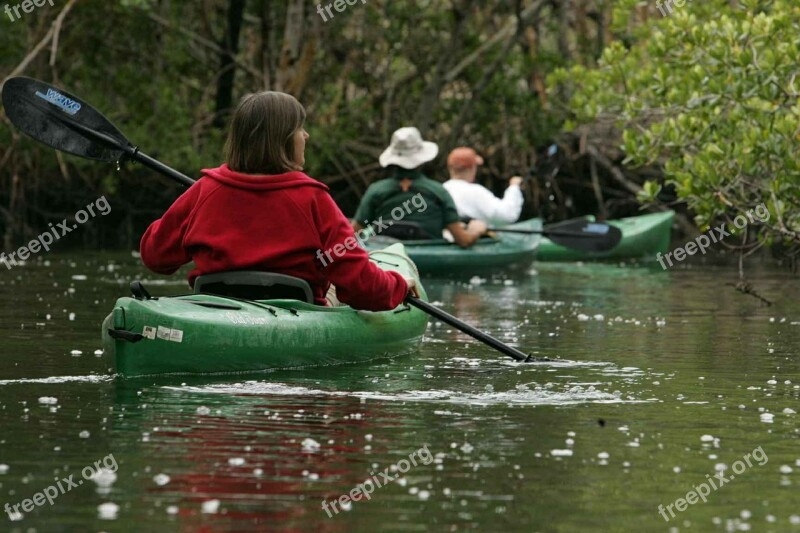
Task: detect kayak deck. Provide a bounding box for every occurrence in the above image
[366,218,542,275]
[102,245,429,377]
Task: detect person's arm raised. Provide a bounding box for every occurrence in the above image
[483,177,524,224]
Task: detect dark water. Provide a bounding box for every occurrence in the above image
[0,252,798,532]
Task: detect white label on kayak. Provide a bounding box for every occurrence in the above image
[157,326,171,340]
[142,326,157,340]
[169,329,184,343]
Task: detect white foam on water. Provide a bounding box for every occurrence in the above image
[201,499,220,514]
[162,360,648,407]
[0,375,113,386]
[97,502,119,520]
[165,379,644,407]
[551,449,573,457]
[497,359,613,369]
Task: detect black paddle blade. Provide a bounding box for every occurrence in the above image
[2,77,130,162]
[544,218,622,253]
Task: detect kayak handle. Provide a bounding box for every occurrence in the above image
[107,328,144,343]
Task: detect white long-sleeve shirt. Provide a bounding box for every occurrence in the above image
[443,179,523,225]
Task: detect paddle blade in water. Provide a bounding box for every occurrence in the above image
[544,219,622,253]
[2,77,130,162]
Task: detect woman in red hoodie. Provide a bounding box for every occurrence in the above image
[140,91,415,311]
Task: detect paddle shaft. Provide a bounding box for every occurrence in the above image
[135,150,196,187]
[57,115,196,187]
[406,296,531,362]
[489,227,607,239]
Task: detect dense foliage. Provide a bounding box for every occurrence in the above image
[1,0,797,265]
[1,0,583,249]
[552,0,800,258]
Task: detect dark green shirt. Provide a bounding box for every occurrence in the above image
[354,170,460,238]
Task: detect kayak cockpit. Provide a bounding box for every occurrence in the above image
[194,271,315,303]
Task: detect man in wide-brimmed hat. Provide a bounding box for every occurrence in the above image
[443,147,524,225]
[352,127,487,246]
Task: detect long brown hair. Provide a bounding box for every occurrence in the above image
[225,91,306,174]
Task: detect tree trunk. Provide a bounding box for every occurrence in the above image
[259,0,277,88]
[213,0,247,128]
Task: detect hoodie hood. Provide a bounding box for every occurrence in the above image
[201,164,329,192]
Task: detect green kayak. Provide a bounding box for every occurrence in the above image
[102,244,428,377]
[537,211,674,262]
[365,218,542,275]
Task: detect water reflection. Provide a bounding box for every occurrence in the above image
[0,253,798,530]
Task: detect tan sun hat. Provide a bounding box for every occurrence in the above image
[379,127,439,169]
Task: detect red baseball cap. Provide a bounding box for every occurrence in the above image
[447,147,484,169]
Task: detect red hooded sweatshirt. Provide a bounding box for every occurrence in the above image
[139,164,408,311]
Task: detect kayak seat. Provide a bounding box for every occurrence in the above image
[380,221,433,240]
[194,271,314,303]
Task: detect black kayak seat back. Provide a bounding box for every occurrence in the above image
[380,220,433,240]
[194,271,314,303]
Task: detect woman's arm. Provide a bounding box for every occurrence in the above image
[140,183,200,274]
[314,192,409,311]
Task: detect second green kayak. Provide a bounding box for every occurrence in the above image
[102,244,429,377]
[537,210,674,262]
[365,218,542,275]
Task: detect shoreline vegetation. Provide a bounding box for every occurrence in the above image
[0,1,797,272]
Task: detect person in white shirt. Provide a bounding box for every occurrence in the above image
[443,147,524,225]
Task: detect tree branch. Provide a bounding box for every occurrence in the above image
[1,0,79,91]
